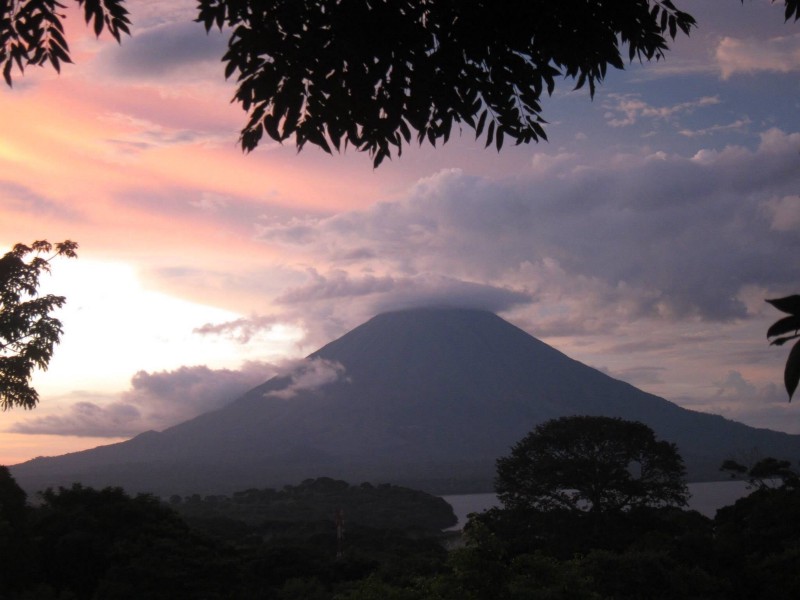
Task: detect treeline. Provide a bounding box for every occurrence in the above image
[0,470,455,599]
[170,477,457,532]
[2,468,800,598]
[422,483,800,600]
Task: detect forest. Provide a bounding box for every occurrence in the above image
[2,454,799,598]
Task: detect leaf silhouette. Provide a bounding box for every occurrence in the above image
[766,295,800,400]
[785,339,800,401]
[771,335,799,347]
[767,315,800,339]
[766,295,800,315]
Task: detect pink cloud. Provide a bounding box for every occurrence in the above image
[716,34,800,79]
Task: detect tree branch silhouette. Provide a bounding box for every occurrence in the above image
[0,240,78,410]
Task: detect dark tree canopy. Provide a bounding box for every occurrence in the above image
[496,415,688,513]
[199,0,700,166]
[3,2,799,166]
[721,456,799,489]
[172,477,457,531]
[0,465,27,525]
[0,240,78,410]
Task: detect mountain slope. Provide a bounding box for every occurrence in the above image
[11,308,800,495]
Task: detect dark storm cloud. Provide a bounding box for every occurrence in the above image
[9,398,143,438]
[193,272,532,350]
[275,271,397,303]
[540,130,800,319]
[100,20,227,78]
[258,129,800,328]
[367,276,533,314]
[9,358,356,437]
[126,364,267,413]
[9,363,272,437]
[276,271,533,318]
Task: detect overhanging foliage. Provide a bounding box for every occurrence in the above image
[2,2,798,166]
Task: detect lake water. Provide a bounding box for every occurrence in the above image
[442,480,751,528]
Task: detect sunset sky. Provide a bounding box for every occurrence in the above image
[2,0,799,465]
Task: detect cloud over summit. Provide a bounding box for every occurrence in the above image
[257,130,799,332]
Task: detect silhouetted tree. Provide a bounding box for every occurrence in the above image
[0,240,78,410]
[714,485,800,600]
[0,466,34,595]
[0,465,26,525]
[4,2,799,166]
[720,456,799,490]
[173,477,457,532]
[579,547,724,600]
[31,484,234,599]
[496,415,688,514]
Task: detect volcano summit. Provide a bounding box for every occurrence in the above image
[12,308,800,495]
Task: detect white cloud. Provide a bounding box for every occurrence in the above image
[679,118,751,138]
[190,192,230,213]
[99,112,231,157]
[757,127,800,155]
[529,151,578,175]
[763,195,800,232]
[716,34,800,79]
[265,358,347,400]
[194,315,284,343]
[693,370,799,432]
[603,94,720,127]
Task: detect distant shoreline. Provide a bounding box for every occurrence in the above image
[442,479,753,529]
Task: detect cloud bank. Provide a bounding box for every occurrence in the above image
[10,356,355,438]
[253,129,799,339]
[10,363,272,437]
[716,34,800,79]
[98,21,228,79]
[677,370,798,434]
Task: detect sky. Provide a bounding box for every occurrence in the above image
[1,0,799,465]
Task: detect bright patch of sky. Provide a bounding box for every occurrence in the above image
[31,259,303,395]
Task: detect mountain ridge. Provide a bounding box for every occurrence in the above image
[11,307,800,495]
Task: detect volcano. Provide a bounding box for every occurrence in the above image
[11,307,800,495]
